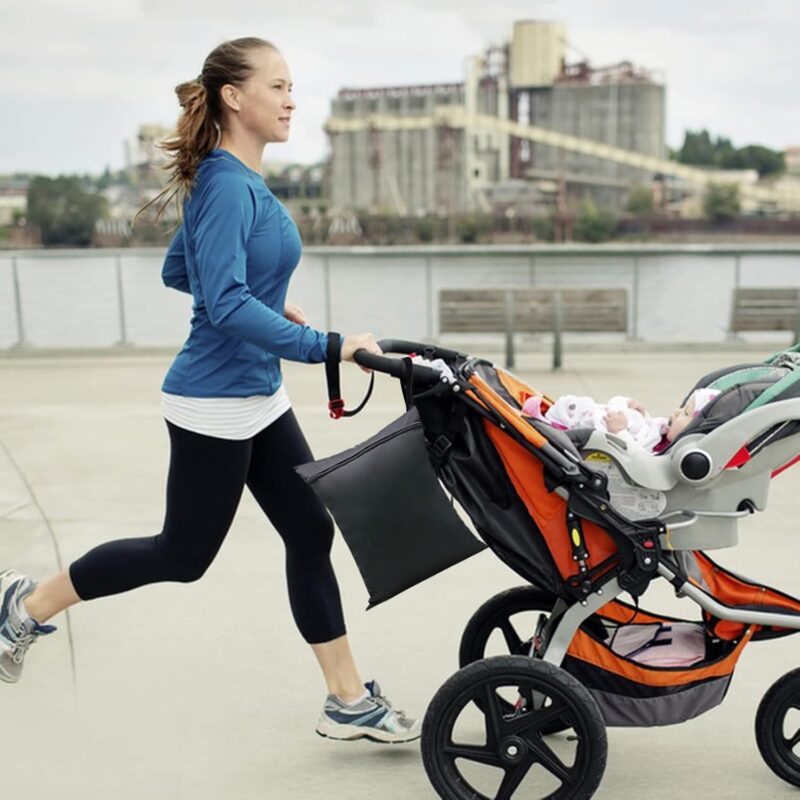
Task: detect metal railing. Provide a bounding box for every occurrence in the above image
[1,244,798,352]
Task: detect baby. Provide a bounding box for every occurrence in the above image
[522,388,720,453]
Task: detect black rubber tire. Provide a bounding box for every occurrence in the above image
[459,586,569,734]
[459,586,557,668]
[422,655,607,800]
[755,667,800,788]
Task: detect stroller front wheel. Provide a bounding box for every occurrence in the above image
[756,667,800,787]
[422,655,607,800]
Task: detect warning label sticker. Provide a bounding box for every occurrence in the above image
[585,453,667,520]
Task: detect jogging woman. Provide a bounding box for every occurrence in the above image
[0,36,419,744]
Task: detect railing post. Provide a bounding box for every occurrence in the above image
[504,289,515,369]
[115,253,129,346]
[11,256,26,348]
[552,288,563,370]
[729,253,742,341]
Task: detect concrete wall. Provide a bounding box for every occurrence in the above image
[0,245,798,350]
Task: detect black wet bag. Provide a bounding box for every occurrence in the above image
[295,408,485,607]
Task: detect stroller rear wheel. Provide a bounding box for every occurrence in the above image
[460,587,568,732]
[459,586,557,668]
[422,655,607,800]
[756,667,800,787]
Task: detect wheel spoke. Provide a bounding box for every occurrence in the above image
[443,743,503,768]
[482,685,502,745]
[499,618,524,654]
[504,698,568,736]
[784,727,800,752]
[496,758,535,800]
[528,737,576,786]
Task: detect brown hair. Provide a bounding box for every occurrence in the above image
[137,37,275,223]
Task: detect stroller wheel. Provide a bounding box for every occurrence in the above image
[460,587,569,732]
[755,667,800,787]
[422,655,607,800]
[460,586,557,667]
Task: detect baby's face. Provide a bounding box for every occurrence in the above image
[666,396,696,442]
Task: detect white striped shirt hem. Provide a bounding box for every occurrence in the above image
[161,385,291,440]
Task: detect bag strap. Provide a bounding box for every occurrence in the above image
[325,332,375,419]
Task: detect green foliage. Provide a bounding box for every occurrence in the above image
[413,216,436,243]
[675,130,785,177]
[455,214,492,244]
[27,175,108,246]
[573,199,617,243]
[531,215,555,242]
[678,129,716,165]
[703,183,741,222]
[95,167,114,191]
[625,186,655,216]
[382,214,408,244]
[729,145,785,177]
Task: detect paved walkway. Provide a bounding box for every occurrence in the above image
[0,348,797,799]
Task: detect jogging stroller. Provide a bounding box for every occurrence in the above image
[298,340,800,800]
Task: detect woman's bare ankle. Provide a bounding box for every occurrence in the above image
[21,587,48,623]
[24,571,81,623]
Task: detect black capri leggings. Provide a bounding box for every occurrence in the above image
[69,410,345,644]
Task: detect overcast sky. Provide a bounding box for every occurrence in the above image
[2,0,798,176]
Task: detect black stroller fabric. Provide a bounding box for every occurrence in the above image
[295,408,486,607]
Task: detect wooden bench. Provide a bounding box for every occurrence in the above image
[439,287,629,369]
[730,288,800,343]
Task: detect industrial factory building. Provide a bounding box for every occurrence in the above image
[327,21,667,215]
[326,20,799,217]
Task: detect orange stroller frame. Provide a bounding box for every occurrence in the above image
[348,340,800,800]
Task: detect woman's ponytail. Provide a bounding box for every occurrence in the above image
[136,37,274,225]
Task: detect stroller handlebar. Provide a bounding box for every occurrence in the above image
[376,340,465,361]
[353,349,441,387]
[352,340,466,386]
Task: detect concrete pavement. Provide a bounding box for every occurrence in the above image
[0,347,798,799]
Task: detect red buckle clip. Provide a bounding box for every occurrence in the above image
[328,398,345,420]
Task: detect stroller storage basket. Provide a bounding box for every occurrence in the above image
[562,600,754,727]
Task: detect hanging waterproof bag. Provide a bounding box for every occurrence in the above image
[295,407,485,607]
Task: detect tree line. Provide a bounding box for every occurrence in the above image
[672,130,785,177]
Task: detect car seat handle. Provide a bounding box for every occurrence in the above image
[670,398,800,485]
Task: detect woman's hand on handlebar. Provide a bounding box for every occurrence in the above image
[342,333,383,373]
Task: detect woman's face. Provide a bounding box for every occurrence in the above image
[231,47,296,144]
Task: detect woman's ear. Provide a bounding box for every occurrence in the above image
[220,84,241,112]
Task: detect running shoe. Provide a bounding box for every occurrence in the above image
[316,680,421,744]
[0,570,56,683]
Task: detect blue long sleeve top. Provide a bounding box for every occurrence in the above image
[161,149,328,398]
